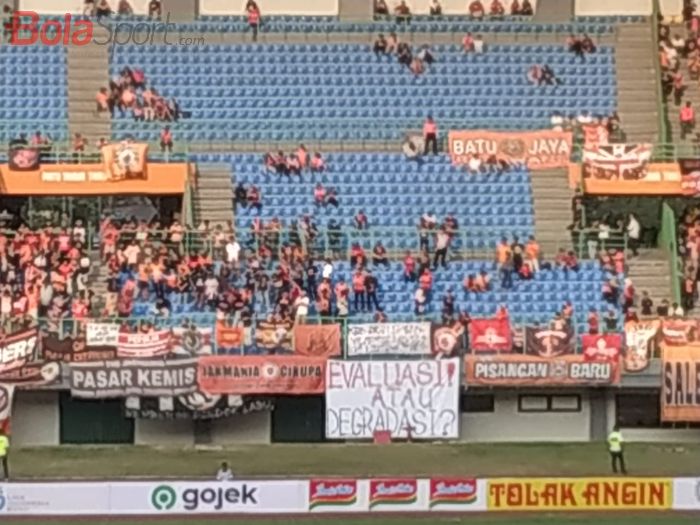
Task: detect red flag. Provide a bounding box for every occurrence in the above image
[581,334,622,361]
[469,318,512,352]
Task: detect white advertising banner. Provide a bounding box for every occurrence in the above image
[325,359,461,440]
[86,323,120,346]
[0,483,110,515]
[0,479,487,515]
[110,481,308,514]
[673,478,700,510]
[347,322,431,356]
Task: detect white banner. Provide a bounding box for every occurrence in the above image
[347,323,431,356]
[673,478,700,510]
[325,359,460,440]
[0,479,488,515]
[86,323,120,346]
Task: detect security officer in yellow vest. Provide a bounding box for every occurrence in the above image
[0,429,9,480]
[607,424,627,475]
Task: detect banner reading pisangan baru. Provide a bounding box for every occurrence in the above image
[448,130,572,170]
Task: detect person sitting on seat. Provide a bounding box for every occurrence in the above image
[462,32,475,53]
[469,0,485,18]
[409,56,425,76]
[397,42,413,67]
[310,152,325,172]
[510,0,521,14]
[417,44,435,65]
[374,33,388,56]
[581,34,596,54]
[386,32,399,54]
[520,0,533,15]
[118,0,133,15]
[527,64,542,85]
[375,0,389,15]
[287,153,302,177]
[430,0,442,16]
[490,0,505,16]
[474,34,485,53]
[395,0,412,23]
[372,242,390,268]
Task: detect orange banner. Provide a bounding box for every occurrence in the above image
[569,163,682,194]
[661,345,700,422]
[0,163,188,195]
[465,354,620,387]
[101,143,148,180]
[448,130,572,170]
[215,322,244,349]
[198,356,326,394]
[294,324,341,357]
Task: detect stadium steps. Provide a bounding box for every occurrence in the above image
[193,164,235,226]
[529,168,574,258]
[533,0,575,23]
[87,251,110,306]
[67,26,111,148]
[625,249,673,309]
[614,23,660,143]
[664,23,700,145]
[338,0,373,22]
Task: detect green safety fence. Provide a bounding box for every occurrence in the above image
[659,202,682,304]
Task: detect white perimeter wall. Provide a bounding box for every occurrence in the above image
[200,0,339,16]
[575,0,652,16]
[19,0,153,15]
[460,391,592,442]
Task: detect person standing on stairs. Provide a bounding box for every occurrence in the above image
[680,101,695,139]
[423,116,438,155]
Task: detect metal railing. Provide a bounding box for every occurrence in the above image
[652,0,670,144]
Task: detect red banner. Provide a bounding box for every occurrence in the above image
[448,130,572,170]
[117,330,171,358]
[469,318,512,352]
[198,355,326,394]
[581,334,622,362]
[294,324,341,357]
[661,318,700,346]
[0,328,39,374]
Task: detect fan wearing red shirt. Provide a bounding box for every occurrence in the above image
[587,308,600,334]
[403,251,416,282]
[469,0,485,18]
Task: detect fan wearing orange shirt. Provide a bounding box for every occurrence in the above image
[495,237,512,269]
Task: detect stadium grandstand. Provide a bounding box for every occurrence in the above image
[0,0,699,522]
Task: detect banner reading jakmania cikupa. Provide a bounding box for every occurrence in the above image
[661,345,700,422]
[0,328,39,374]
[465,354,620,387]
[448,130,572,170]
[198,355,326,395]
[124,393,274,421]
[69,359,198,399]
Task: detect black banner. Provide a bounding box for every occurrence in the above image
[42,334,117,362]
[431,321,468,357]
[124,393,274,420]
[524,326,575,358]
[0,361,61,386]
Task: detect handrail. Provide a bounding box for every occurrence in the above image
[659,202,682,303]
[652,0,670,143]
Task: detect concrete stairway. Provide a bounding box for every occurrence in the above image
[626,249,673,308]
[530,168,574,258]
[67,27,111,149]
[614,23,661,143]
[533,0,574,23]
[193,164,234,227]
[664,24,700,143]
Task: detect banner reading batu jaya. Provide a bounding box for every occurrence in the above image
[448,130,572,170]
[661,345,700,422]
[198,355,326,395]
[465,354,620,386]
[325,359,460,440]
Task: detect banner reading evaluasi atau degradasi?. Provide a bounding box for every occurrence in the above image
[325,359,460,440]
